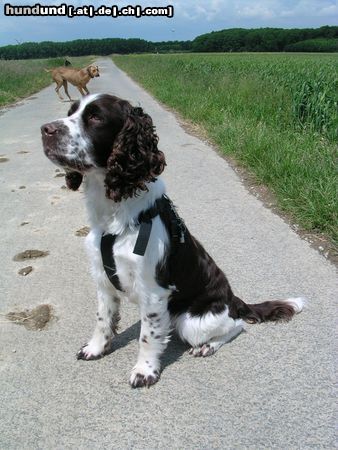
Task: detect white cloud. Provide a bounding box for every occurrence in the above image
[173,0,225,21]
[171,0,338,22]
[279,0,338,20]
[236,5,276,19]
[318,3,338,16]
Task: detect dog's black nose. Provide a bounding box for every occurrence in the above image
[41,123,58,136]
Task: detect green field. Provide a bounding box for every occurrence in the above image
[113,53,338,245]
[0,56,94,107]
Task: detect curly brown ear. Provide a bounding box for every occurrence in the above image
[65,171,83,190]
[104,106,166,202]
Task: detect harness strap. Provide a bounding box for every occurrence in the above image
[100,195,186,291]
[162,194,186,246]
[133,198,163,256]
[133,221,152,256]
[100,233,123,291]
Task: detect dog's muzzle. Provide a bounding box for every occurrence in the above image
[41,121,68,160]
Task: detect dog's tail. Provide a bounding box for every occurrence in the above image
[44,68,52,73]
[235,296,306,324]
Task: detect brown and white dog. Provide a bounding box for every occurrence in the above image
[41,94,305,388]
[45,65,100,101]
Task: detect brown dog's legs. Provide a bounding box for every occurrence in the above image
[53,74,65,100]
[62,80,72,101]
[77,85,86,97]
[83,86,90,95]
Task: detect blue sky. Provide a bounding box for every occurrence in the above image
[0,0,337,46]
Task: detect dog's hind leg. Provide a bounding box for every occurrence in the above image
[54,78,64,100]
[189,323,243,357]
[62,80,72,101]
[175,308,244,357]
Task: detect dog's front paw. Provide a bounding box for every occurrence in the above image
[129,364,160,388]
[77,339,110,361]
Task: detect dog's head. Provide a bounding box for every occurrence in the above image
[87,65,100,78]
[41,94,166,201]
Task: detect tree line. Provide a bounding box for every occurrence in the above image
[192,26,338,52]
[0,26,337,59]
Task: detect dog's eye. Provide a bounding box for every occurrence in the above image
[88,114,102,124]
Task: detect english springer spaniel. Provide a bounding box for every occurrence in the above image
[41,94,305,388]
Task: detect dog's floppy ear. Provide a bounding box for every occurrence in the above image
[67,100,80,117]
[104,106,166,202]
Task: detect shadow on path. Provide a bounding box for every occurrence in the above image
[110,320,188,369]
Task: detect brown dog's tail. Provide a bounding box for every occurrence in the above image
[44,68,52,73]
[235,297,306,324]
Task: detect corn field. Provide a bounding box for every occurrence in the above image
[168,54,338,141]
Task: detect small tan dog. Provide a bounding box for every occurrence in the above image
[45,65,100,101]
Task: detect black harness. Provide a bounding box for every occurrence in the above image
[100,194,185,291]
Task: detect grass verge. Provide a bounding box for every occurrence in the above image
[113,53,338,247]
[0,56,95,107]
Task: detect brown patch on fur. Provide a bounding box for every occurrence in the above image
[105,106,166,202]
[242,301,296,323]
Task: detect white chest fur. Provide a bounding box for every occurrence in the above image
[83,171,169,302]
